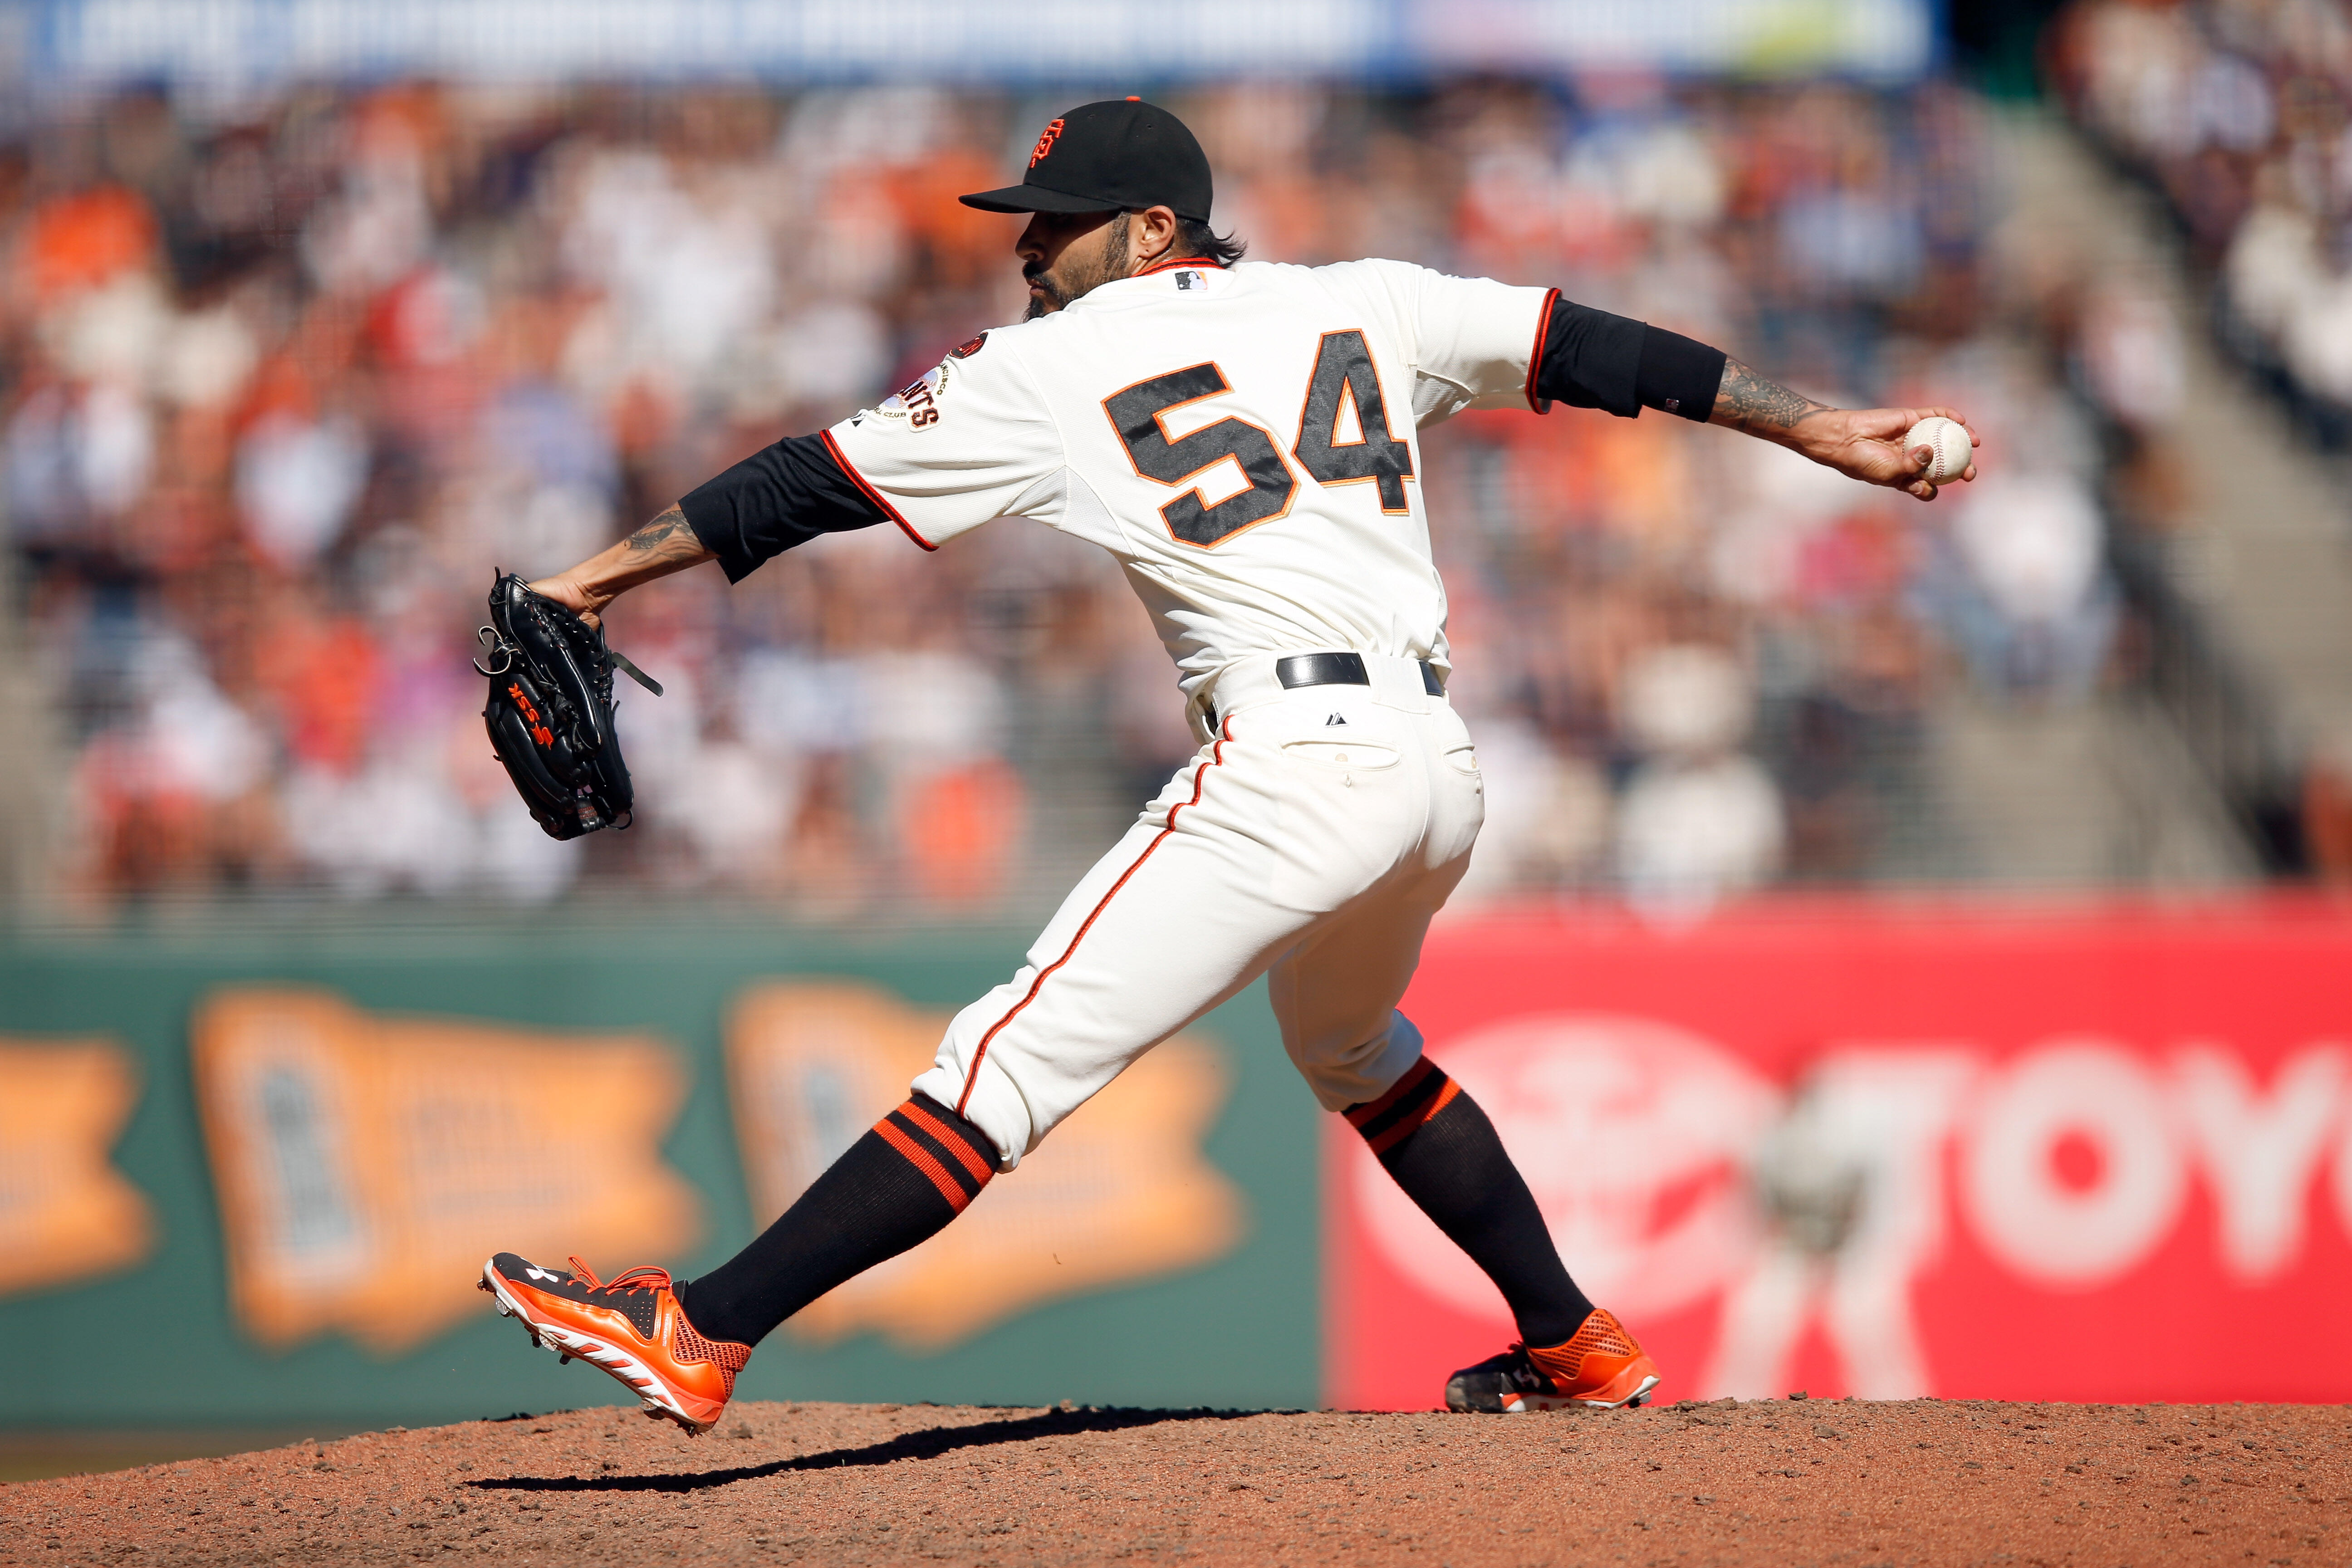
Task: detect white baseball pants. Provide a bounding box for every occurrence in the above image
[911,652,1486,1169]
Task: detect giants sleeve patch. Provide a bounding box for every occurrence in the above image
[877,362,951,429]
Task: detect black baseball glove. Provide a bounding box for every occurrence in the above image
[475,573,662,840]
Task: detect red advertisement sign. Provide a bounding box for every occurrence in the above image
[1326,900,2352,1409]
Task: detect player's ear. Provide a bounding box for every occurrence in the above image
[1132,205,1181,267]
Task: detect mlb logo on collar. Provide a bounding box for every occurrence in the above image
[1150,264,1230,297]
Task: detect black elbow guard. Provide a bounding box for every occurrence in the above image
[1634,325,1726,422]
[1531,297,1643,416]
[1530,298,1725,422]
[679,432,888,583]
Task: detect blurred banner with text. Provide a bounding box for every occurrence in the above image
[726,980,1245,1350]
[0,928,1317,1425]
[193,987,698,1354]
[1330,901,2352,1408]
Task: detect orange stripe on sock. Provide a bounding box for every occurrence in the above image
[874,1117,972,1212]
[1362,1073,1460,1156]
[1345,1058,1439,1129]
[900,1100,994,1185]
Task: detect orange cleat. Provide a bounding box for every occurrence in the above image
[478,1252,750,1434]
[1444,1308,1662,1412]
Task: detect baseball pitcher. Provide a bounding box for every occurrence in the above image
[477,99,1978,1428]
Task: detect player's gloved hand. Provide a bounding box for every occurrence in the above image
[1794,406,1980,501]
[475,572,660,840]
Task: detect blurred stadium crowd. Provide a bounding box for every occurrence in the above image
[0,76,2146,917]
[2054,0,2352,429]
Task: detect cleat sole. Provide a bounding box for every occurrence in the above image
[1449,1369,1663,1415]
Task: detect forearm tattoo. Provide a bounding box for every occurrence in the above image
[1712,358,1833,433]
[624,505,701,559]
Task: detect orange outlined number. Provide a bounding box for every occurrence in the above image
[1102,363,1298,548]
[1293,330,1414,514]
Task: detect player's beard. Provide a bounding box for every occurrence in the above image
[1021,268,1065,319]
[1024,213,1131,319]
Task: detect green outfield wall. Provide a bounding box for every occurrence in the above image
[0,925,1320,1427]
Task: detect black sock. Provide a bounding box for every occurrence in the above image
[677,1093,997,1347]
[1347,1058,1595,1348]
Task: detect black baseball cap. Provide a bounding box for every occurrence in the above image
[960,99,1213,222]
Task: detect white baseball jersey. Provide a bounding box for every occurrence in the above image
[826,257,1550,700]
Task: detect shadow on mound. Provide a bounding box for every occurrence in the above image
[466,1406,1257,1494]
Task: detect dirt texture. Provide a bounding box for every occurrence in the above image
[4,1397,2346,1565]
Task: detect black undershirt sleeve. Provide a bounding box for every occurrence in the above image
[1531,294,1727,423]
[678,433,889,584]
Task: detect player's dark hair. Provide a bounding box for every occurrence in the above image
[1174,216,1246,265]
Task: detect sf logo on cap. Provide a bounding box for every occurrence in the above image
[1029,118,1064,168]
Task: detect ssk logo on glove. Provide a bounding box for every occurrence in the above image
[506,685,554,748]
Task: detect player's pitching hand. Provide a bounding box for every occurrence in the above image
[1798,407,1980,501]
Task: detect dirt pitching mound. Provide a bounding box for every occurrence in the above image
[4,1398,2344,1565]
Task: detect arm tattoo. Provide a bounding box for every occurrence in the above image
[624,505,698,557]
[1712,358,1833,432]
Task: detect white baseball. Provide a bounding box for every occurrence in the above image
[1903,416,1972,485]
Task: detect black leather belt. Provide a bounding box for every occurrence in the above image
[1275,652,1445,697]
